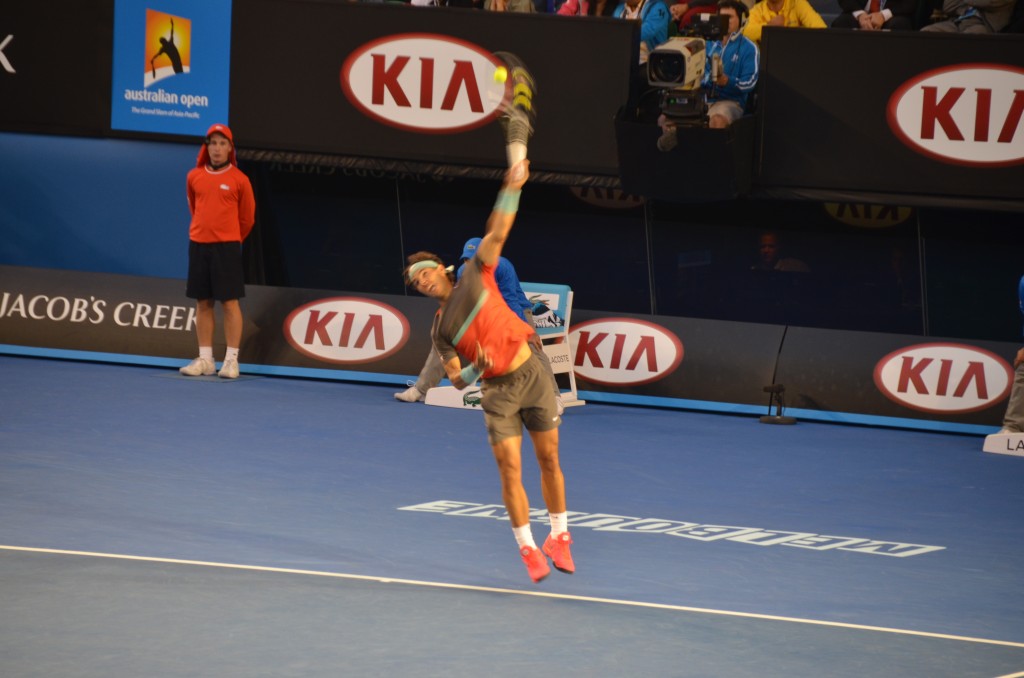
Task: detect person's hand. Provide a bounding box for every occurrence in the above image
[474,342,494,373]
[506,159,529,190]
[670,3,689,20]
[869,11,885,28]
[768,14,785,26]
[857,12,874,29]
[716,73,728,87]
[1014,347,1024,369]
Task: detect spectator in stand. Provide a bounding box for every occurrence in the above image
[484,0,536,10]
[669,0,724,31]
[409,0,486,7]
[556,0,590,13]
[831,0,917,29]
[1004,0,1024,30]
[614,0,673,61]
[656,0,757,146]
[752,231,810,272]
[701,0,759,127]
[743,0,827,43]
[555,0,620,15]
[920,0,1017,32]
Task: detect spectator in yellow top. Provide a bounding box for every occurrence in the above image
[743,0,826,43]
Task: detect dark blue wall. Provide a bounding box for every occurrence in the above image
[0,132,192,279]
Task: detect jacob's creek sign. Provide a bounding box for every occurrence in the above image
[0,291,195,330]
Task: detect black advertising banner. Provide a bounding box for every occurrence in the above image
[1,266,1012,429]
[776,327,1015,428]
[0,267,199,358]
[0,1,113,136]
[229,1,637,177]
[0,265,436,378]
[757,29,1024,204]
[565,312,784,407]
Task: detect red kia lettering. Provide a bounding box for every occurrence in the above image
[342,34,505,133]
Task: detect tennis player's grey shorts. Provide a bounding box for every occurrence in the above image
[481,352,561,445]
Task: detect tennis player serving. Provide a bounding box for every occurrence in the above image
[403,57,574,583]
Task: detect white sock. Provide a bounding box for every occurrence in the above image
[549,512,568,537]
[512,524,536,549]
[199,346,214,362]
[224,347,239,362]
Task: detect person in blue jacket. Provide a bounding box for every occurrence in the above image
[702,0,759,129]
[614,0,672,61]
[656,0,758,148]
[454,238,534,319]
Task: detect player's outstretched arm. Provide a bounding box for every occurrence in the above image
[477,160,529,267]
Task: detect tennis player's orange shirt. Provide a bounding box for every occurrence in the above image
[431,257,533,379]
[186,165,256,244]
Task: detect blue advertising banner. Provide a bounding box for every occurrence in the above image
[110,0,232,136]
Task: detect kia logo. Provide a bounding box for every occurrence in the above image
[569,318,683,386]
[569,186,644,210]
[823,203,912,228]
[887,64,1024,167]
[873,342,1012,414]
[341,33,505,134]
[284,297,410,364]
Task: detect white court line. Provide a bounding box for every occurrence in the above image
[4,544,1024,651]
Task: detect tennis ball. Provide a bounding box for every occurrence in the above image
[494,66,508,84]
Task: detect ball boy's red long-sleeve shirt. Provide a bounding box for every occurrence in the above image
[186,165,256,244]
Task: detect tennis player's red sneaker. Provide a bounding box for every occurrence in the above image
[542,532,575,574]
[520,545,550,583]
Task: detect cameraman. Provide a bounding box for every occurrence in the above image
[657,0,758,140]
[702,0,759,128]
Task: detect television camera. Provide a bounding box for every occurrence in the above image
[647,13,730,133]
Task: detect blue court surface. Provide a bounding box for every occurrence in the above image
[1,355,1023,677]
